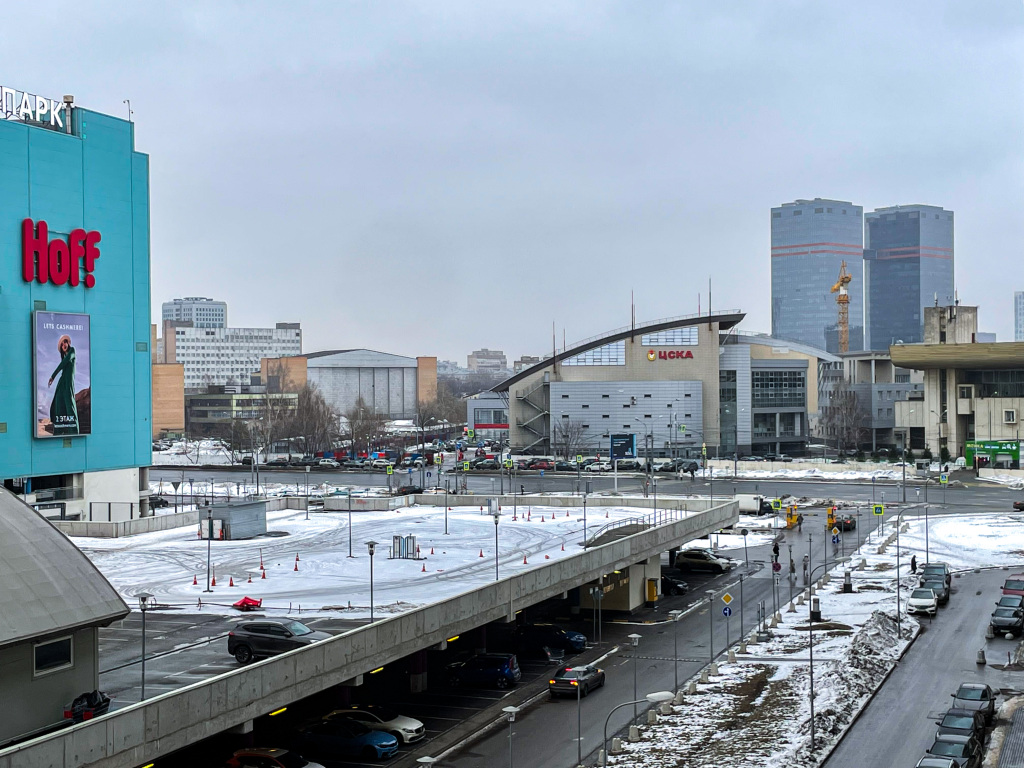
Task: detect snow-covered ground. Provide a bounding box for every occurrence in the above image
[77,502,762,618]
[608,512,1023,767]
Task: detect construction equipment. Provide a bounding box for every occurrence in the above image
[830,261,852,353]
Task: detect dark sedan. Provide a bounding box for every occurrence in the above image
[227,619,331,664]
[295,719,398,762]
[1013,500,1024,511]
[926,733,982,768]
[837,515,857,531]
[548,664,606,698]
[662,574,689,596]
[922,579,950,605]
[991,607,1024,636]
[935,708,987,741]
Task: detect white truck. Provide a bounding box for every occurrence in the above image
[735,493,774,515]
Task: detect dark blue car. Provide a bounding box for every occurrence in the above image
[517,624,587,653]
[446,653,522,689]
[296,719,398,761]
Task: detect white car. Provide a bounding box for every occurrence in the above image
[907,587,938,616]
[588,462,611,472]
[371,458,393,469]
[324,705,425,744]
[318,458,340,468]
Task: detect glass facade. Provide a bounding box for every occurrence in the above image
[562,341,625,366]
[752,370,806,408]
[864,205,954,350]
[720,370,737,450]
[961,370,1024,399]
[771,198,864,353]
[642,327,698,345]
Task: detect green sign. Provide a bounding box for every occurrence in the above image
[872,503,884,516]
[965,440,1020,468]
[467,429,475,440]
[939,473,948,484]
[463,461,470,471]
[386,465,393,475]
[576,454,583,463]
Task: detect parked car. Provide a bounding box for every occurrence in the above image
[446,653,522,689]
[951,682,997,724]
[777,454,794,462]
[292,456,318,467]
[1013,500,1024,511]
[531,460,554,471]
[394,485,424,496]
[554,460,576,471]
[548,664,606,698]
[225,748,325,768]
[1002,574,1024,596]
[677,460,701,475]
[588,462,612,473]
[149,495,170,509]
[227,619,331,664]
[907,588,939,617]
[990,607,1024,636]
[661,574,689,596]
[916,758,958,768]
[317,458,340,469]
[919,562,952,587]
[240,456,254,466]
[266,458,290,467]
[345,458,368,469]
[370,458,393,470]
[472,459,499,470]
[616,460,641,471]
[324,705,425,744]
[925,734,982,768]
[996,594,1024,609]
[673,548,736,573]
[739,456,763,462]
[922,579,950,605]
[936,709,988,741]
[515,624,587,653]
[295,719,398,762]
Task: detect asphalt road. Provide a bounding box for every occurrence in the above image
[823,567,1024,768]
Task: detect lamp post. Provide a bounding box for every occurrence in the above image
[305,465,310,520]
[204,510,214,592]
[602,691,674,765]
[502,705,519,768]
[366,540,378,622]
[706,590,715,664]
[627,633,642,722]
[806,557,849,754]
[572,665,588,767]
[669,609,683,691]
[492,505,501,581]
[138,591,153,701]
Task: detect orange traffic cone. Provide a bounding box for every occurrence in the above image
[561,543,565,551]
[294,560,299,571]
[479,549,484,558]
[295,553,300,562]
[545,555,550,559]
[523,555,528,564]
[605,511,609,518]
[480,505,483,511]
[540,515,545,522]
[211,573,217,587]
[192,574,198,585]
[430,547,435,555]
[229,576,235,587]
[261,569,267,579]
[566,510,569,517]
[421,563,427,572]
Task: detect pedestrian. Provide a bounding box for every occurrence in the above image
[772,541,780,563]
[802,553,809,575]
[520,484,525,495]
[689,467,696,481]
[911,554,918,574]
[797,513,804,532]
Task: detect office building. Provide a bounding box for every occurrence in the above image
[513,355,542,373]
[158,321,302,389]
[467,348,508,373]
[1016,292,1024,341]
[864,204,954,350]
[161,296,227,328]
[0,94,153,521]
[771,198,865,353]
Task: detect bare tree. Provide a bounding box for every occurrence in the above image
[419,381,467,427]
[819,380,868,454]
[553,418,588,460]
[293,383,339,455]
[343,397,389,457]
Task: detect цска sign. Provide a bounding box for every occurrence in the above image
[0,86,67,128]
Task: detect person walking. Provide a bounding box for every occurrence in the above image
[911,554,918,574]
[797,513,804,532]
[772,541,780,564]
[802,553,809,583]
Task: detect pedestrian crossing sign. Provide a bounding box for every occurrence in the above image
[386,465,393,475]
[872,503,884,516]
[463,461,470,471]
[939,473,949,484]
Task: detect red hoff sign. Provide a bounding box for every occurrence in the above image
[22,219,101,288]
[647,349,693,361]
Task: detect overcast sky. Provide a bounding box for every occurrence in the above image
[5,2,1023,361]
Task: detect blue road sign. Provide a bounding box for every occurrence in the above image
[540,470,545,477]
[408,468,413,474]
[831,534,840,544]
[722,606,733,617]
[427,472,432,478]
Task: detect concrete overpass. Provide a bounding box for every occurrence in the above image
[0,497,737,768]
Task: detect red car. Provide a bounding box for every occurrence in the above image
[1003,575,1024,596]
[531,460,554,470]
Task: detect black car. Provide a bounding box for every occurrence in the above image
[227,619,331,664]
[516,624,587,653]
[922,579,950,605]
[926,734,982,768]
[548,664,606,698]
[265,458,290,467]
[661,574,689,596]
[149,495,169,509]
[837,515,857,531]
[679,461,700,474]
[936,708,987,741]
[920,562,953,587]
[446,653,522,689]
[472,459,499,470]
[394,485,424,496]
[996,595,1024,609]
[990,607,1024,636]
[554,461,576,472]
[616,460,641,471]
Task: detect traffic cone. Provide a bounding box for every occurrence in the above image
[606,510,609,518]
[261,569,267,579]
[294,560,299,571]
[229,576,235,587]
[192,574,198,585]
[211,571,217,587]
[480,505,483,511]
[523,555,528,564]
[295,553,300,562]
[421,563,427,572]
[479,549,484,558]
[540,515,545,522]
[561,543,565,551]
[248,573,252,583]
[566,510,569,517]
[430,547,435,555]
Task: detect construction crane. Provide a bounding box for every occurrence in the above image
[830,261,852,353]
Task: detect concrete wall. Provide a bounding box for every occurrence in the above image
[0,500,737,768]
[323,496,407,512]
[55,510,199,538]
[0,627,98,747]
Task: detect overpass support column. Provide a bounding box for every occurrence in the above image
[474,626,487,654]
[409,649,428,693]
[668,547,678,568]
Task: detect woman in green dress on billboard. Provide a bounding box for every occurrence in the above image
[48,334,79,435]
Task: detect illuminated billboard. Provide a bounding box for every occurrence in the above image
[34,311,91,438]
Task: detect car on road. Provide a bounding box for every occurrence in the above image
[370,458,393,470]
[990,607,1024,636]
[317,458,340,469]
[616,460,642,471]
[588,462,612,472]
[548,664,606,698]
[344,458,368,469]
[935,709,987,741]
[295,719,399,762]
[837,515,857,531]
[919,562,952,587]
[265,458,290,467]
[925,733,982,768]
[678,461,700,474]
[225,748,325,768]
[922,579,950,605]
[446,653,522,689]
[393,485,424,496]
[996,594,1024,609]
[554,460,576,471]
[472,459,499,470]
[951,683,997,724]
[907,588,939,617]
[227,619,332,664]
[673,548,736,573]
[1013,500,1024,511]
[1002,574,1024,596]
[662,573,689,596]
[324,705,425,744]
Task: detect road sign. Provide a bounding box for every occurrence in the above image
[504,459,513,468]
[467,429,475,440]
[872,503,884,516]
[771,499,782,512]
[832,526,840,536]
[576,454,583,464]
[940,473,949,484]
[386,465,393,475]
[171,481,181,491]
[434,454,442,465]
[722,606,732,617]
[463,461,470,471]
[408,468,413,475]
[701,442,707,457]
[772,561,781,573]
[831,534,840,544]
[427,472,432,478]
[721,592,733,605]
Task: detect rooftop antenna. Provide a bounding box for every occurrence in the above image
[123,99,132,122]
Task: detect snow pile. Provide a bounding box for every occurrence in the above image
[980,473,1024,490]
[152,439,234,465]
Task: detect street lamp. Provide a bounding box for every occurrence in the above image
[668,609,683,691]
[137,591,153,701]
[806,557,849,754]
[627,633,642,722]
[502,705,519,768]
[491,504,501,581]
[602,691,674,765]
[366,540,378,622]
[204,510,214,593]
[571,665,589,767]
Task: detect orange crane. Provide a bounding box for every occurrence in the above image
[830,261,852,353]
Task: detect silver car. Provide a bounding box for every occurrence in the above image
[951,682,996,724]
